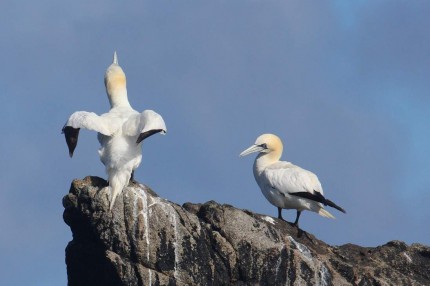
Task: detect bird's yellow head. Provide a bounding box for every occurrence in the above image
[104,52,128,107]
[240,133,283,161]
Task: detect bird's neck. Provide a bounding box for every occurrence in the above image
[254,151,281,172]
[107,88,131,108]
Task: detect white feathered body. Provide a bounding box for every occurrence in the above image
[97,107,142,169]
[97,107,143,196]
[253,158,326,214]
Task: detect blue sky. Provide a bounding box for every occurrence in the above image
[1,1,429,285]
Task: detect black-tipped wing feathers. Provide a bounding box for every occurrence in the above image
[136,129,165,144]
[123,110,167,144]
[290,191,346,213]
[264,162,346,214]
[62,126,80,157]
[62,111,118,157]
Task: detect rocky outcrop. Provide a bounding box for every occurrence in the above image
[63,176,430,286]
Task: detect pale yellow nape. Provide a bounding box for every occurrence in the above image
[105,66,126,92]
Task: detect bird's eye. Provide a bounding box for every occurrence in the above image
[260,143,268,149]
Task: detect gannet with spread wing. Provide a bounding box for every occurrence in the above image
[62,52,167,210]
[240,134,345,228]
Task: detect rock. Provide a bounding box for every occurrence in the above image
[63,176,430,286]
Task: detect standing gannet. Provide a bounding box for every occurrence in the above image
[62,52,167,210]
[240,134,345,228]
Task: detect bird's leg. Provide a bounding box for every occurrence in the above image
[292,210,301,228]
[278,207,286,221]
[292,210,305,238]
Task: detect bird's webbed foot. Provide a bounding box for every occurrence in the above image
[291,221,299,228]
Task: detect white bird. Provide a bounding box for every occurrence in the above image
[62,52,167,210]
[240,134,345,228]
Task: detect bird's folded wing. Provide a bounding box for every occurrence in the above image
[264,165,323,198]
[265,165,346,213]
[122,110,167,143]
[62,111,119,157]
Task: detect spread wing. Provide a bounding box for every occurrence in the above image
[264,162,345,213]
[61,111,120,157]
[122,110,167,143]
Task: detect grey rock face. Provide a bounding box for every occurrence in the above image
[63,177,430,286]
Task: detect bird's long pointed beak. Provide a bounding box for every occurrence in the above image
[239,144,264,157]
[113,51,118,64]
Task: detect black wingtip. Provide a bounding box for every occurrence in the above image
[325,199,346,213]
[289,191,346,214]
[136,129,164,144]
[63,126,80,158]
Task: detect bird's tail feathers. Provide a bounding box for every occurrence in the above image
[318,208,335,219]
[108,169,130,210]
